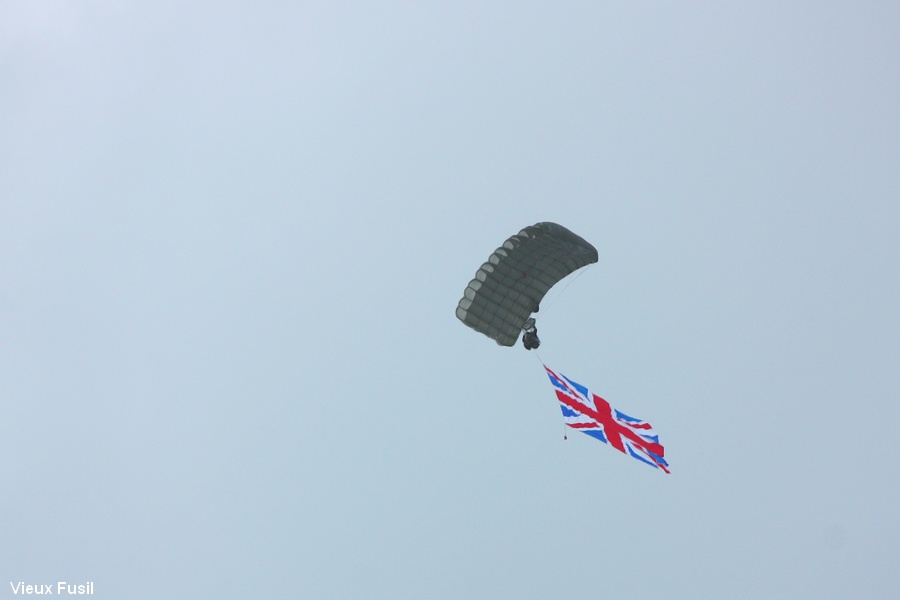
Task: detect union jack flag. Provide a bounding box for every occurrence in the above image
[545,365,669,473]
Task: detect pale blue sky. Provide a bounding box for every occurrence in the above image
[2,2,899,598]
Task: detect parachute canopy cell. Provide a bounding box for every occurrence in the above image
[455,222,598,346]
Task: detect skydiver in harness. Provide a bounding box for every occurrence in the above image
[521,317,540,350]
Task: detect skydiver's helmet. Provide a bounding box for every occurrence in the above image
[521,318,540,350]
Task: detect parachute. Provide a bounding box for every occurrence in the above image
[455,222,598,348]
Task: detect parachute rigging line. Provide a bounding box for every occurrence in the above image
[532,263,594,324]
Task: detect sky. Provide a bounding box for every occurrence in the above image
[2,2,899,598]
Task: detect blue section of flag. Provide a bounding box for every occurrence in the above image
[583,429,609,444]
[615,410,639,422]
[561,374,589,398]
[560,405,580,418]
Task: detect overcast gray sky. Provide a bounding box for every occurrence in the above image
[2,2,899,598]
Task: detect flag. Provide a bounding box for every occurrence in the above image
[545,365,669,473]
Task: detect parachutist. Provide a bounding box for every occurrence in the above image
[522,326,540,350]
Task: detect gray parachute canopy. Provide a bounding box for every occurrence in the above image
[455,222,598,346]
